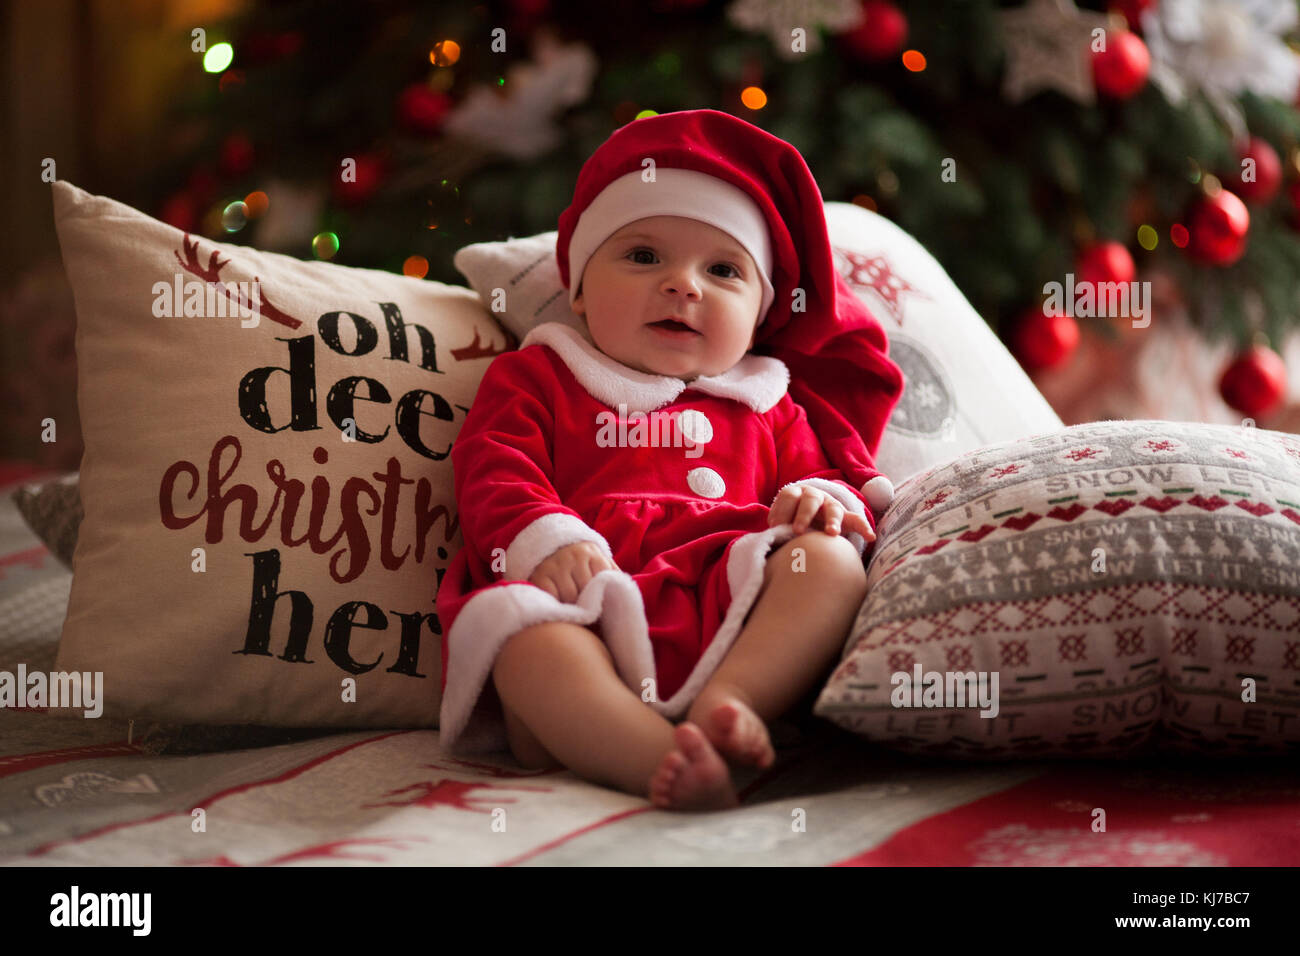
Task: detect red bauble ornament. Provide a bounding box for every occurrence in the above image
[1234,136,1282,204]
[1092,30,1150,98]
[841,1,908,62]
[1109,0,1156,31]
[219,132,255,178]
[333,152,389,206]
[1286,181,1300,229]
[274,31,303,58]
[1013,304,1080,371]
[397,83,452,136]
[160,191,197,232]
[243,30,303,65]
[1187,190,1250,265]
[1219,345,1288,417]
[186,165,218,206]
[1075,240,1136,288]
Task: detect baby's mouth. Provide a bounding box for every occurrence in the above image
[649,318,700,334]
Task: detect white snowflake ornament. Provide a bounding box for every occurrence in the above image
[444,30,598,160]
[727,0,864,62]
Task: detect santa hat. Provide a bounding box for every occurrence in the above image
[556,109,906,512]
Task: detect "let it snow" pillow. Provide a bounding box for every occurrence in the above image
[815,419,1300,758]
[47,181,511,728]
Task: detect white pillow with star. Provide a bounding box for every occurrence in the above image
[822,202,1063,486]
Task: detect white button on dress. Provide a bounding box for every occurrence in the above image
[686,466,726,499]
[676,409,714,446]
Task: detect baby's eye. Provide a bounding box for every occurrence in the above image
[625,248,740,278]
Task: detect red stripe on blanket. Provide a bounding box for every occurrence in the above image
[497,806,654,866]
[834,765,1300,866]
[0,462,62,491]
[0,741,140,779]
[23,730,416,858]
[0,546,49,577]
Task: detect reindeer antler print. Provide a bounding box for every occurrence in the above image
[172,235,303,330]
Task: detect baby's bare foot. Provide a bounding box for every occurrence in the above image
[648,723,739,811]
[696,697,775,770]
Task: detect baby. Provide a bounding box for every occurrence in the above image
[436,110,904,811]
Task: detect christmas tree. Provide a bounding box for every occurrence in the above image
[146,0,1300,420]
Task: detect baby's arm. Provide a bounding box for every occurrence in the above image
[452,349,614,586]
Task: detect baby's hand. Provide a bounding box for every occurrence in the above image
[529,542,618,603]
[768,485,876,542]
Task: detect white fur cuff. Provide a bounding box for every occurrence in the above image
[502,511,614,582]
[771,478,869,556]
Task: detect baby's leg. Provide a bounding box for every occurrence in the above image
[492,620,738,809]
[687,532,868,764]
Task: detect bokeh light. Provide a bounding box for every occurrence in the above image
[741,86,767,110]
[221,200,248,232]
[430,40,460,66]
[902,50,926,71]
[313,231,340,259]
[204,43,234,73]
[1170,223,1189,248]
[243,191,269,218]
[403,255,429,278]
[1137,224,1158,250]
[654,52,681,76]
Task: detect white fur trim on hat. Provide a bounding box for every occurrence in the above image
[567,168,776,325]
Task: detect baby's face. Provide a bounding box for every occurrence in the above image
[571,216,764,382]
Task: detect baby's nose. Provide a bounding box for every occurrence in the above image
[662,274,702,297]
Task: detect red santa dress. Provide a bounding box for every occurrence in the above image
[436,320,896,754]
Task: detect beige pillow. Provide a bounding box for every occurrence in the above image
[815,419,1300,757]
[49,181,509,727]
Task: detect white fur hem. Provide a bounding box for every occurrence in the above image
[502,511,614,582]
[439,522,804,755]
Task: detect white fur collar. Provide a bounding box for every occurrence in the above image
[519,321,789,414]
